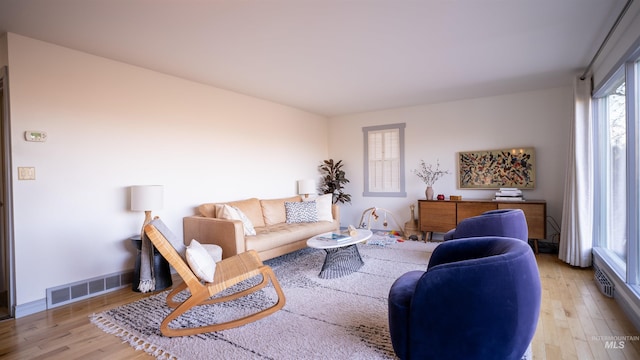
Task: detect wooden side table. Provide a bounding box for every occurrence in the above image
[130,236,173,292]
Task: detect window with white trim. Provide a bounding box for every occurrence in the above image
[363,123,406,197]
[593,57,639,285]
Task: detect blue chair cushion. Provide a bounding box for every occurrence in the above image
[388,236,541,360]
[388,270,423,360]
[446,208,528,242]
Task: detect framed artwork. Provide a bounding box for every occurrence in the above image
[458,147,535,189]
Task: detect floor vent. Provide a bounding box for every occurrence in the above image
[594,263,614,298]
[46,270,133,308]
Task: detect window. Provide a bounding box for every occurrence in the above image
[363,123,406,197]
[595,81,627,265]
[593,57,639,285]
[590,22,640,328]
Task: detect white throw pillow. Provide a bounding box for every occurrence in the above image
[202,244,223,262]
[304,193,333,222]
[185,239,216,283]
[232,206,257,236]
[218,204,257,236]
[285,201,318,223]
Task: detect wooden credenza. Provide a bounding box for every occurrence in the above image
[418,199,546,249]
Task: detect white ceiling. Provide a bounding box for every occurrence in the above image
[0,0,627,116]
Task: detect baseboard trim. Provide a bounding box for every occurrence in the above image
[46,270,134,309]
[13,269,135,318]
[14,298,46,318]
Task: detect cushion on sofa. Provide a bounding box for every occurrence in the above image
[197,198,266,228]
[247,221,338,252]
[303,193,333,222]
[285,201,318,223]
[261,196,301,226]
[197,203,217,218]
[218,205,257,236]
[224,198,265,227]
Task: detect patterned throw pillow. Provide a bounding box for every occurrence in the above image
[285,201,318,223]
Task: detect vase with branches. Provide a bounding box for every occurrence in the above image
[319,159,351,204]
[413,159,450,200]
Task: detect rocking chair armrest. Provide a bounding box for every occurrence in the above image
[183,216,246,259]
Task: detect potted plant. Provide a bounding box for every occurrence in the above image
[413,159,450,200]
[319,159,351,204]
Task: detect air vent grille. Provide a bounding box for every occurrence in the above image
[594,263,614,298]
[46,270,133,308]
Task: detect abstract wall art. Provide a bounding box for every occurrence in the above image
[458,147,535,189]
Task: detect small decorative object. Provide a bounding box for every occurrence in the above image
[437,194,445,200]
[404,204,420,240]
[359,207,404,236]
[319,159,351,204]
[450,195,462,201]
[348,224,358,237]
[413,159,450,200]
[458,147,535,189]
[426,186,434,200]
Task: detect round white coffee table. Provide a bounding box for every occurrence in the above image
[307,229,372,279]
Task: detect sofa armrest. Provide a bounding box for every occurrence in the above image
[183,216,246,259]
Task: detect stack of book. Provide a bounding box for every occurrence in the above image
[494,188,524,201]
[316,232,351,242]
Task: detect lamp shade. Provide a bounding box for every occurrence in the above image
[130,185,163,211]
[297,179,316,195]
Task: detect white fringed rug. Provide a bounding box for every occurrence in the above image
[91,240,438,360]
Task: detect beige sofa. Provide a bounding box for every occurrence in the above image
[183,195,340,261]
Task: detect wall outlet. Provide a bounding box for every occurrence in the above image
[18,167,35,180]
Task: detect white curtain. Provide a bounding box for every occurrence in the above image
[559,76,594,267]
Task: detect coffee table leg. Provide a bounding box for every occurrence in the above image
[319,244,364,279]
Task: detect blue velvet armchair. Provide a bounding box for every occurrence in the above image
[443,209,528,242]
[388,236,541,360]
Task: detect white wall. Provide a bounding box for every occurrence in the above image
[6,33,329,308]
[328,87,572,238]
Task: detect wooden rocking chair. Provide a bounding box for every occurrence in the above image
[143,219,286,337]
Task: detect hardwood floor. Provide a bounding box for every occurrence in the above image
[533,254,640,359]
[0,287,155,360]
[0,253,638,359]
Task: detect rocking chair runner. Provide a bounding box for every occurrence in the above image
[143,219,286,337]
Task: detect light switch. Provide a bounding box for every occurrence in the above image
[24,131,47,142]
[18,167,35,180]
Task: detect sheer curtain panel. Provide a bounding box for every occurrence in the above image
[559,76,594,267]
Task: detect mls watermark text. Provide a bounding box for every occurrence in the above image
[592,335,639,349]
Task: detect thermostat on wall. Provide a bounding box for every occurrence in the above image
[24,131,47,142]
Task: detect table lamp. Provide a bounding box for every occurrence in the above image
[297,179,316,198]
[130,185,164,237]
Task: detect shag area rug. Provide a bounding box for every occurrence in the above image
[91,240,438,359]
